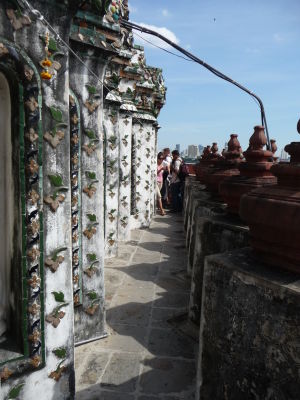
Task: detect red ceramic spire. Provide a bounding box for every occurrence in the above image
[219,126,277,213]
[240,121,300,272]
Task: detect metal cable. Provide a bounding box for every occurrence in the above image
[121,19,271,150]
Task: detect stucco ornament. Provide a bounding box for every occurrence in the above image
[0,367,13,382]
[84,253,99,278]
[44,106,67,148]
[45,247,67,273]
[83,214,99,239]
[0,43,9,57]
[49,361,66,381]
[83,171,98,198]
[46,292,69,328]
[85,84,100,113]
[107,232,115,246]
[120,216,128,228]
[122,134,129,146]
[6,9,31,30]
[44,175,68,212]
[83,129,99,156]
[40,33,64,81]
[85,291,100,315]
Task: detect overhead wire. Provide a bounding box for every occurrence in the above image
[121,19,271,150]
[134,29,264,115]
[133,31,193,62]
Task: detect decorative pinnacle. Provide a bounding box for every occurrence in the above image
[249,126,267,150]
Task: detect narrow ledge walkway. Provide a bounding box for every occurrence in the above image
[75,214,197,400]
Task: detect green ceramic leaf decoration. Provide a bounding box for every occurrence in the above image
[53,347,67,359]
[48,174,63,187]
[52,247,67,261]
[87,291,98,300]
[48,38,58,52]
[52,291,65,303]
[87,253,97,262]
[86,85,97,95]
[86,172,96,180]
[87,214,97,222]
[50,107,63,123]
[8,384,24,399]
[49,175,63,188]
[85,130,96,140]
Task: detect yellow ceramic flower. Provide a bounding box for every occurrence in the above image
[41,71,52,80]
[41,58,52,67]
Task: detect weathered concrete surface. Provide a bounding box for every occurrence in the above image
[189,214,249,325]
[76,215,197,399]
[186,198,227,276]
[197,248,300,400]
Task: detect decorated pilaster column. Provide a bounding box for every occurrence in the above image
[104,91,122,258]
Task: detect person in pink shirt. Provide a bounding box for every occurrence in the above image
[157,152,166,215]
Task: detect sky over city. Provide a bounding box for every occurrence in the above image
[129,0,300,154]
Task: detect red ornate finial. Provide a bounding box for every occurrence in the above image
[249,126,267,150]
[227,134,242,155]
[211,142,218,154]
[270,139,277,155]
[202,145,211,159]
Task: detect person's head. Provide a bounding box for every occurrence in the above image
[163,148,170,157]
[172,150,180,160]
[157,152,164,164]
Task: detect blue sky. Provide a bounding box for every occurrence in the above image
[129,0,300,154]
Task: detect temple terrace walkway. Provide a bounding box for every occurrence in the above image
[75,214,197,399]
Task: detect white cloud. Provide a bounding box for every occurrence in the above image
[162,9,171,17]
[133,22,180,50]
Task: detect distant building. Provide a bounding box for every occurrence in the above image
[280,149,290,161]
[188,145,199,158]
[176,144,180,153]
[198,144,204,156]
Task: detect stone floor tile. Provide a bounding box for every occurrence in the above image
[153,291,190,309]
[147,328,195,359]
[76,388,135,400]
[130,229,144,242]
[75,345,89,371]
[100,353,141,393]
[154,275,190,292]
[121,263,160,281]
[123,276,156,290]
[151,307,187,329]
[111,285,155,304]
[105,268,125,287]
[107,302,152,326]
[139,357,196,395]
[77,352,109,389]
[96,324,148,353]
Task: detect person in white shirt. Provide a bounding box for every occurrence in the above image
[170,150,183,212]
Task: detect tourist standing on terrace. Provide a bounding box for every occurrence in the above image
[157,152,166,216]
[170,150,183,213]
[161,148,172,207]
